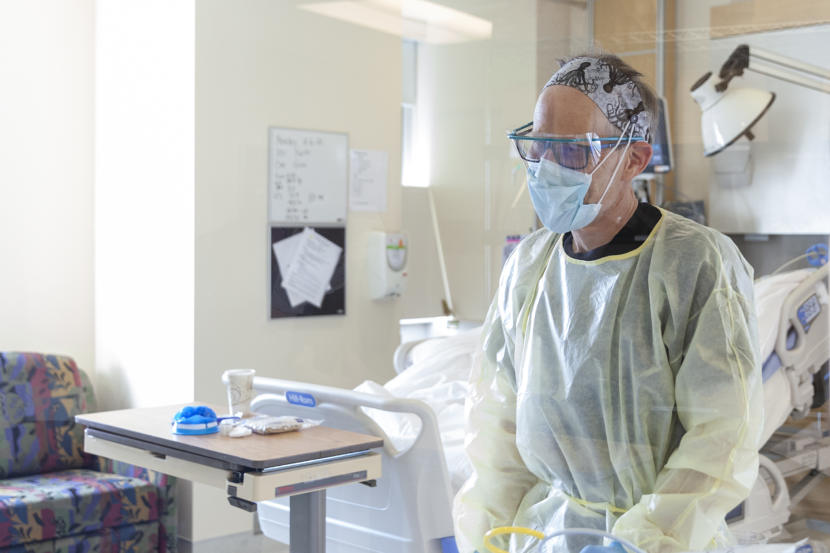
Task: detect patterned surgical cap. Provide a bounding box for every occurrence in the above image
[545,57,651,141]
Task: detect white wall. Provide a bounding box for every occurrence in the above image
[672,0,737,207]
[94,0,195,410]
[537,0,593,91]
[672,1,830,234]
[400,1,547,322]
[705,25,830,234]
[0,0,95,372]
[95,5,196,541]
[193,0,403,541]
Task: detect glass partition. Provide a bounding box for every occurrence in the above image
[390,0,830,545]
[237,1,830,546]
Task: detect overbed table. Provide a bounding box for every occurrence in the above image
[76,404,383,553]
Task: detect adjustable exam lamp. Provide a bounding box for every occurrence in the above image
[690,44,830,157]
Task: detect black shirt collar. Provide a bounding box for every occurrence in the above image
[562,202,662,261]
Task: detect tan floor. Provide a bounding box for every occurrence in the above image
[782,408,830,515]
[790,476,830,523]
[775,407,830,549]
[179,532,288,553]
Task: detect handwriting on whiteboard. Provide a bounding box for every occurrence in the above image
[268,128,347,224]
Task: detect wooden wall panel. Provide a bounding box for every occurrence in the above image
[593,0,677,201]
[711,0,830,38]
[594,0,656,52]
[621,53,657,89]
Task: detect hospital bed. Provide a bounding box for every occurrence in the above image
[254,262,830,553]
[729,262,830,543]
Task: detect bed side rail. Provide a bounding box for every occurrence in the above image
[243,375,444,458]
[777,263,829,361]
[777,263,830,416]
[246,375,456,540]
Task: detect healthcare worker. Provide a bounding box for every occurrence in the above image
[453,54,763,553]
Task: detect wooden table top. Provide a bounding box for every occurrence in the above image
[76,403,383,470]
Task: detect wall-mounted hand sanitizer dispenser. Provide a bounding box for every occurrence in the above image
[368,232,407,300]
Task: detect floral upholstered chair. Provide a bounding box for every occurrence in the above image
[0,352,176,553]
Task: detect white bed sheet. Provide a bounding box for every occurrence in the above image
[355,327,480,494]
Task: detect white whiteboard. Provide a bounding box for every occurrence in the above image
[268,127,348,224]
[707,25,830,234]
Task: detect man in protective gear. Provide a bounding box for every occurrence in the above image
[453,54,763,553]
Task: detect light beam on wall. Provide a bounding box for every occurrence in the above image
[300,0,493,44]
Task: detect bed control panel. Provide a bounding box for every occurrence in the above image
[798,294,821,333]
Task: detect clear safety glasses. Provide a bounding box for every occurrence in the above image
[507,122,645,170]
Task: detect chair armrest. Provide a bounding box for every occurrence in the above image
[92,457,178,552]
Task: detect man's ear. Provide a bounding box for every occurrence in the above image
[623,141,653,180]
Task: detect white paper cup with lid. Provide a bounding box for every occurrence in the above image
[222,369,256,417]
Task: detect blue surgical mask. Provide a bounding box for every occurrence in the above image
[527,126,633,233]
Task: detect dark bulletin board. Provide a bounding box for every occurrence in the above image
[270,226,345,318]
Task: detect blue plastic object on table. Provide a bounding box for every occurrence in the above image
[171,405,219,435]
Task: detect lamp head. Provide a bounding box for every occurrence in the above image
[690,70,775,156]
